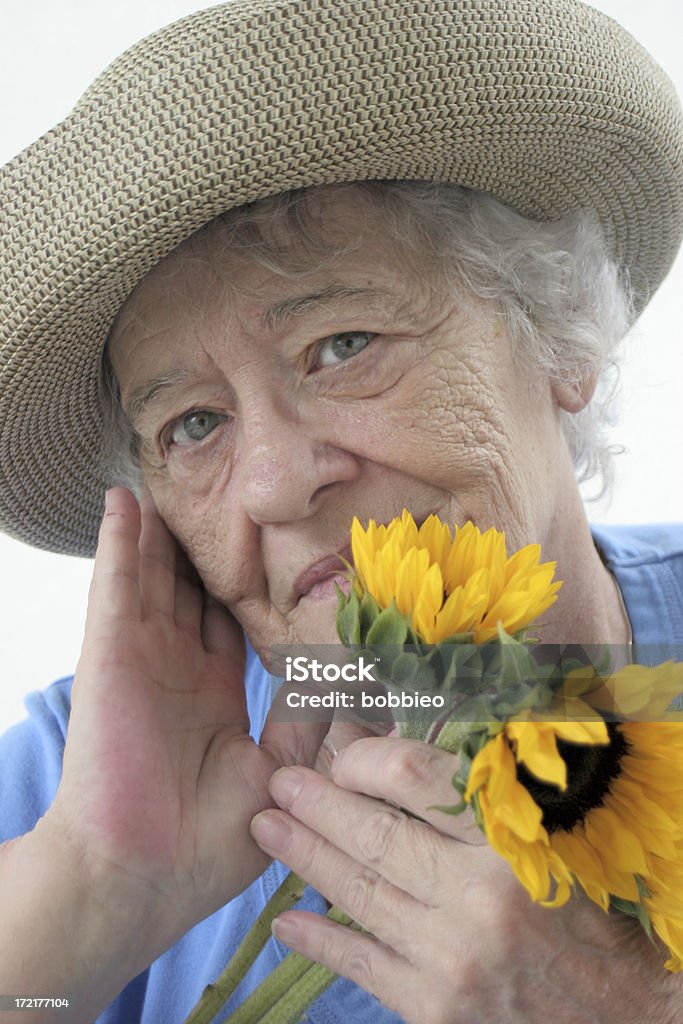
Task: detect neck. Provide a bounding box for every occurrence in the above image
[536,499,632,648]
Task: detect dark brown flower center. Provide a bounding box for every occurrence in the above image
[515,723,628,833]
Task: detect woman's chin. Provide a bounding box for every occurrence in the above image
[293,591,346,645]
[246,594,345,670]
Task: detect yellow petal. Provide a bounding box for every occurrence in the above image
[584,806,650,876]
[418,515,452,569]
[507,723,568,790]
[394,546,430,618]
[413,561,445,640]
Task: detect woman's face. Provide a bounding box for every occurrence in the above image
[109,191,573,659]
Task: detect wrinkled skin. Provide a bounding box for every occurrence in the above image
[23,187,670,1024]
[110,191,627,655]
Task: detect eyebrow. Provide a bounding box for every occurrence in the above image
[123,283,380,426]
[123,369,195,427]
[261,283,378,331]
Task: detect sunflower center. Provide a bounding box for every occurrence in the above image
[515,723,628,833]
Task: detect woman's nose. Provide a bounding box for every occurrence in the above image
[233,402,359,524]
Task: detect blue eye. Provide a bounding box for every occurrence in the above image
[170,410,226,446]
[317,331,375,366]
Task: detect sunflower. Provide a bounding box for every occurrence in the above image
[350,511,561,643]
[345,510,683,970]
[564,660,683,722]
[465,709,683,971]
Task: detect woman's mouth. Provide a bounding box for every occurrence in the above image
[293,547,352,603]
[304,573,351,601]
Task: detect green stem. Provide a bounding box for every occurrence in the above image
[222,906,356,1024]
[432,718,475,753]
[257,961,339,1024]
[396,718,430,741]
[183,871,307,1024]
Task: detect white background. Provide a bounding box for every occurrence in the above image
[0,0,681,731]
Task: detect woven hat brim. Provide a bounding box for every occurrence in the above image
[1,0,682,556]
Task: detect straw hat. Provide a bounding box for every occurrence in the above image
[1,0,681,557]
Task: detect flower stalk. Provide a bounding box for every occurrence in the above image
[183,871,307,1024]
[224,906,356,1024]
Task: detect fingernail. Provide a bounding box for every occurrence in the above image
[272,914,300,945]
[270,767,305,808]
[251,811,292,854]
[325,737,339,759]
[330,745,347,780]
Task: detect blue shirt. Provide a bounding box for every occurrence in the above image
[2,523,682,1022]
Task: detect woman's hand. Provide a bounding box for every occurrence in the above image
[250,737,683,1024]
[14,487,323,1017]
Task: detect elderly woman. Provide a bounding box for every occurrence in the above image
[1,0,682,1021]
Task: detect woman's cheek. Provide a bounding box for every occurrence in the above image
[141,450,228,557]
[148,474,243,602]
[142,430,234,497]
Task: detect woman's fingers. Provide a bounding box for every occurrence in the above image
[173,541,205,635]
[250,803,425,950]
[96,488,211,644]
[252,765,467,909]
[138,487,181,621]
[85,487,142,632]
[201,593,244,659]
[260,712,331,776]
[271,910,418,1019]
[331,736,485,843]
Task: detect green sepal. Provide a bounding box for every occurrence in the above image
[594,644,613,677]
[492,682,543,718]
[636,876,652,901]
[386,652,437,689]
[429,764,471,817]
[435,631,477,646]
[460,724,497,764]
[389,651,422,684]
[428,797,467,816]
[609,876,654,942]
[359,590,382,641]
[434,642,483,696]
[335,580,349,616]
[335,586,361,646]
[405,623,424,649]
[365,601,409,645]
[609,895,654,942]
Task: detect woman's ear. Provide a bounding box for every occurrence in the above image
[552,371,598,414]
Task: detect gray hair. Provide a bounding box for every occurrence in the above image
[101,181,633,495]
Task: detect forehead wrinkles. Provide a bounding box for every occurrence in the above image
[108,188,450,386]
[110,248,240,359]
[173,186,443,304]
[115,179,448,333]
